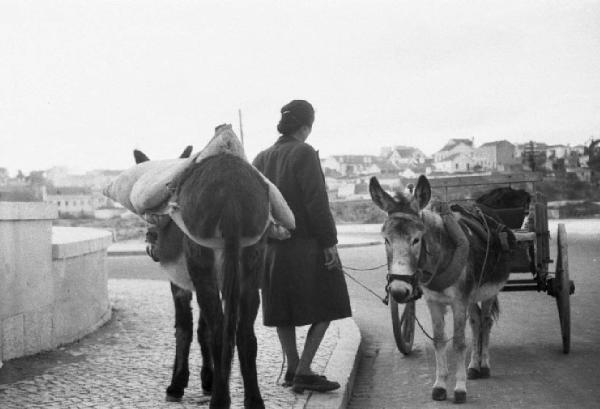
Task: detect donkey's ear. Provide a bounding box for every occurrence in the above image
[133,149,150,164]
[179,145,193,159]
[369,177,397,213]
[413,175,431,210]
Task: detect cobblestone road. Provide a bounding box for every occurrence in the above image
[0,279,338,408]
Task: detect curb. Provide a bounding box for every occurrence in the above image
[296,318,362,409]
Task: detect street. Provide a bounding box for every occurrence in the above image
[105,221,600,409]
[342,224,600,409]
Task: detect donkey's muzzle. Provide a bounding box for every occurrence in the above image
[389,281,412,303]
[387,273,422,303]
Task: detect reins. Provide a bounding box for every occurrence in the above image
[342,265,455,344]
[342,264,389,304]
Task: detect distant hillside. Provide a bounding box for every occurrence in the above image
[330,175,600,223]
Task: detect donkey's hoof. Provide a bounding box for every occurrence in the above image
[432,387,447,401]
[165,386,184,402]
[479,367,491,378]
[454,390,467,404]
[209,398,231,409]
[244,397,265,409]
[201,366,213,394]
[165,393,182,402]
[467,368,480,379]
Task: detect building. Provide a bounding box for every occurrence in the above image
[382,146,427,170]
[472,140,517,171]
[433,138,474,163]
[567,167,592,182]
[321,155,382,177]
[46,167,123,190]
[434,152,475,173]
[45,187,95,218]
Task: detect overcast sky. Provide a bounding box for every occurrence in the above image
[1,0,599,175]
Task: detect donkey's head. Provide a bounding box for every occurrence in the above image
[370,175,432,303]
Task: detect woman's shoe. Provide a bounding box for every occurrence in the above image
[291,374,340,393]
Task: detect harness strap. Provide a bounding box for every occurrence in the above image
[420,210,470,292]
[386,207,470,297]
[167,202,269,249]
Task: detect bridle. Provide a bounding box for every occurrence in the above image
[384,211,427,303]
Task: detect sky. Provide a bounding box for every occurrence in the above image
[1,0,599,175]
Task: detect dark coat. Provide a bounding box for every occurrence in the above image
[253,135,352,327]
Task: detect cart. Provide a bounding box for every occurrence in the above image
[390,173,575,355]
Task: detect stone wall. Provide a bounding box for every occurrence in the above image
[0,202,112,362]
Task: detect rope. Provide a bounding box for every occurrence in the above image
[414,311,454,344]
[342,263,457,345]
[273,264,388,385]
[343,263,387,271]
[342,267,388,304]
[474,207,491,290]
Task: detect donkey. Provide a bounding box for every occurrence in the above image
[369,175,514,404]
[132,147,215,403]
[133,147,270,409]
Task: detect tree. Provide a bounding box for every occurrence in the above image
[588,139,600,185]
[523,141,546,172]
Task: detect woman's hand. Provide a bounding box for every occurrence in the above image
[323,245,342,272]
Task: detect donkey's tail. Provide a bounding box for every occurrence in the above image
[221,202,241,380]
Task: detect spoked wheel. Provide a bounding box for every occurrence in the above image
[555,223,571,354]
[390,296,416,355]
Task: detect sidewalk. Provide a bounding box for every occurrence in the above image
[0,279,360,409]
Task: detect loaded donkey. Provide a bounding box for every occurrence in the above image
[104,125,294,409]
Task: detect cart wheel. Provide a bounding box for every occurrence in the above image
[555,223,571,354]
[390,296,416,355]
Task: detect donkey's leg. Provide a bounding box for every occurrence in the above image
[186,244,230,409]
[452,302,469,404]
[198,310,213,395]
[197,292,228,409]
[166,283,193,402]
[467,303,483,379]
[237,288,263,408]
[236,246,264,409]
[427,300,449,401]
[479,297,498,378]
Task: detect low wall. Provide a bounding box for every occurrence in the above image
[0,203,113,362]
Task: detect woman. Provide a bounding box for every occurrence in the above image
[253,100,352,393]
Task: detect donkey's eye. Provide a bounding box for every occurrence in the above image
[412,238,420,246]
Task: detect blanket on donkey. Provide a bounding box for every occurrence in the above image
[102,124,295,230]
[451,203,517,254]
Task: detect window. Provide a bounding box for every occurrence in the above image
[65,201,69,206]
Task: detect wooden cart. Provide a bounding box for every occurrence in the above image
[391,173,575,355]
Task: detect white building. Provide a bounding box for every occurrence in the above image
[435,152,475,173]
[44,187,95,217]
[472,140,517,171]
[433,139,474,163]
